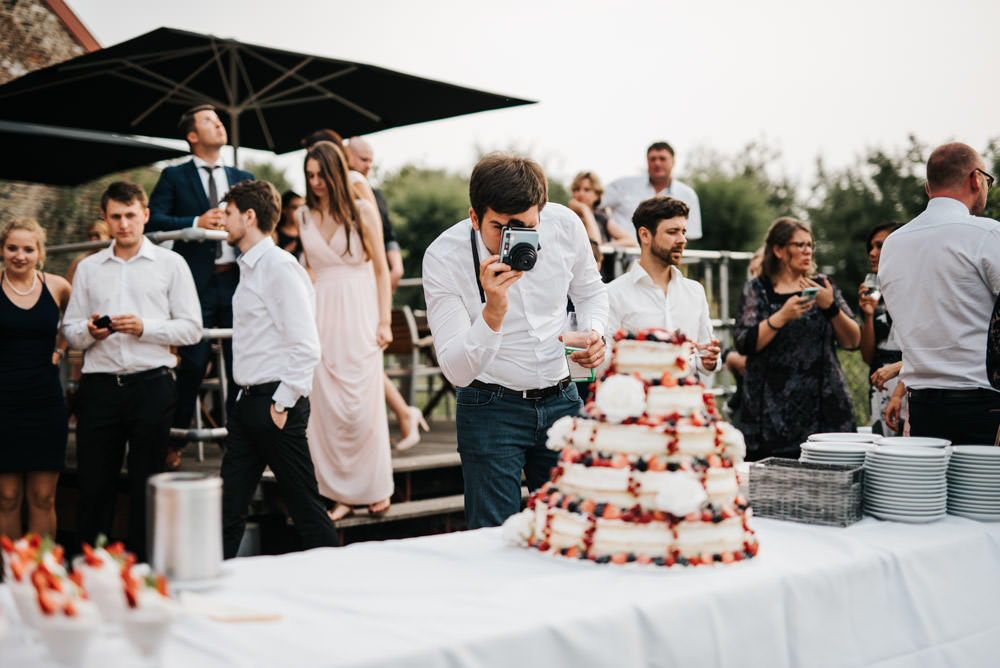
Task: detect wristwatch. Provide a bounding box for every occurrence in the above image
[273,402,287,414]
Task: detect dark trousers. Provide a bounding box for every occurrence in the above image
[220,392,339,558]
[908,388,1000,445]
[75,370,176,561]
[456,382,582,529]
[171,269,238,451]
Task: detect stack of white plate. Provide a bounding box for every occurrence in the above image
[947,446,1000,521]
[863,445,948,523]
[808,432,880,444]
[800,441,870,467]
[875,436,951,449]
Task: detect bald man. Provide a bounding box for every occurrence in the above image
[879,142,1000,444]
[347,137,403,288]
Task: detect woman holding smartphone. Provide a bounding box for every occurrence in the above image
[732,217,860,460]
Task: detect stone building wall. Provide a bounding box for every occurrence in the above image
[0,0,99,273]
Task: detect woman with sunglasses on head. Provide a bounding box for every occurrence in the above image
[299,141,394,521]
[732,217,860,460]
[0,218,72,538]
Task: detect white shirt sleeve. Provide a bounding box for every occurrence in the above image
[265,261,321,406]
[422,247,503,388]
[139,256,202,346]
[565,219,608,337]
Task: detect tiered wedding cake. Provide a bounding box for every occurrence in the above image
[504,329,758,567]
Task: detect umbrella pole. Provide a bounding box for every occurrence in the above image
[231,113,240,168]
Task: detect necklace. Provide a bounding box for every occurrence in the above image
[3,270,37,296]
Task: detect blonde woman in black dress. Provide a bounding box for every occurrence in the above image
[0,219,71,538]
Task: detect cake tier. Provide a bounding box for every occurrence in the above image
[553,459,738,508]
[516,485,758,566]
[547,415,746,461]
[612,338,694,381]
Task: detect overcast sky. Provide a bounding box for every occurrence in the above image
[67,0,1000,194]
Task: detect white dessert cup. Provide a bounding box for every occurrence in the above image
[35,607,99,666]
[122,603,176,660]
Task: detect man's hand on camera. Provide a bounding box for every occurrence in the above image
[480,254,522,332]
[569,331,605,368]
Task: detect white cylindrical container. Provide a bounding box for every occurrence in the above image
[147,473,223,582]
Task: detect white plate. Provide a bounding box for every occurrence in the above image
[865,491,947,504]
[951,445,1000,457]
[876,437,951,448]
[867,484,947,496]
[809,432,880,443]
[802,441,873,454]
[867,446,949,459]
[947,508,1000,521]
[865,508,946,523]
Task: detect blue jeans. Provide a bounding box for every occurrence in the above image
[456,382,582,529]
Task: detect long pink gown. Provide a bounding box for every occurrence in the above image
[300,209,393,505]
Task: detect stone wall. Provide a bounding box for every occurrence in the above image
[1,0,95,273]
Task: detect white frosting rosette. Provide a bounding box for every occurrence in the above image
[545,415,577,451]
[651,474,708,516]
[501,509,535,546]
[595,375,646,423]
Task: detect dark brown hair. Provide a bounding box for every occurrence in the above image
[178,104,217,140]
[865,222,903,252]
[469,153,547,222]
[223,181,281,234]
[761,217,816,279]
[632,196,690,238]
[647,141,675,157]
[304,141,370,259]
[100,181,148,212]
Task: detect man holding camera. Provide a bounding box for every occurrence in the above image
[423,154,608,529]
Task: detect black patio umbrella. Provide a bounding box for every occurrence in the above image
[0,27,535,160]
[0,120,187,186]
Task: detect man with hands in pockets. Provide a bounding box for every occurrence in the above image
[423,154,608,529]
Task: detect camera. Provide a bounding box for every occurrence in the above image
[499,222,540,271]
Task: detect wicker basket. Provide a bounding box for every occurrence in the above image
[748,457,864,527]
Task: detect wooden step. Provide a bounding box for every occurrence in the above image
[334,494,465,528]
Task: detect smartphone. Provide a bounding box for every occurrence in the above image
[800,287,819,302]
[93,315,112,330]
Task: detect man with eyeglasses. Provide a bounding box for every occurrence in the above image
[878,142,1000,444]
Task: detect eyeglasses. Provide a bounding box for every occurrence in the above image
[973,168,995,190]
[785,241,815,251]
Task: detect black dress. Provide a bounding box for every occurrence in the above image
[0,274,67,472]
[732,274,856,460]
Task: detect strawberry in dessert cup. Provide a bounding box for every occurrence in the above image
[2,533,67,629]
[121,563,177,659]
[71,538,134,624]
[29,548,100,666]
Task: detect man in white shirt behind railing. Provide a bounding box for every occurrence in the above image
[218,180,339,558]
[606,196,720,375]
[423,154,609,529]
[63,181,202,560]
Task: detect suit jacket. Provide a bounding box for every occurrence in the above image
[148,160,254,295]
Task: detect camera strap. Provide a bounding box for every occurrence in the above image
[470,226,486,304]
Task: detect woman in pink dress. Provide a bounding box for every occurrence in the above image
[299,141,394,520]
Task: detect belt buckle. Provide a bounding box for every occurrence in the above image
[115,373,125,387]
[522,389,530,399]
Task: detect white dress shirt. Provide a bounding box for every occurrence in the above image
[232,237,321,407]
[423,203,609,390]
[606,263,716,374]
[192,155,238,265]
[63,239,202,373]
[602,175,702,240]
[879,196,1000,390]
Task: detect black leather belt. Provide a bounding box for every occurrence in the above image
[469,377,572,399]
[214,263,237,273]
[238,381,281,398]
[90,366,171,387]
[908,387,1000,402]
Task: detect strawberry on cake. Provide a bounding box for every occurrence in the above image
[504,328,758,567]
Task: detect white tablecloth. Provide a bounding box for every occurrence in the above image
[3,516,1000,667]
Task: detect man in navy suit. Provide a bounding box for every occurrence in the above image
[149,104,253,466]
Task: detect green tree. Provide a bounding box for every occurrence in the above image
[243,160,293,195]
[379,165,470,309]
[806,135,928,294]
[686,141,800,253]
